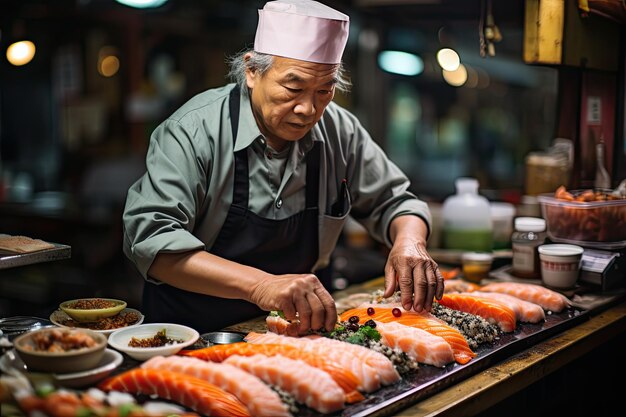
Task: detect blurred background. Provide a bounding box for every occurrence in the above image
[0,0,624,318]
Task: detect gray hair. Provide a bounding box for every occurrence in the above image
[226,49,351,97]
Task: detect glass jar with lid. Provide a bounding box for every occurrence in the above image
[511,217,546,279]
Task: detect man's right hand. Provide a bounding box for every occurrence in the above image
[248,273,337,334]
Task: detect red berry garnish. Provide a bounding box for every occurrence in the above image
[367,307,375,316]
[392,307,402,317]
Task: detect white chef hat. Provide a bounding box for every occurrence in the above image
[254,0,350,64]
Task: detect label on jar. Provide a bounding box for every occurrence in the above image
[512,243,537,274]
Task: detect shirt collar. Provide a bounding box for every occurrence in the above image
[232,85,326,154]
[233,87,263,152]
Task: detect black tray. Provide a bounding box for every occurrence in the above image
[99,306,590,417]
[298,306,589,417]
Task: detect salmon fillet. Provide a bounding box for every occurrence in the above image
[179,342,364,403]
[142,355,291,417]
[303,335,401,386]
[98,368,251,417]
[480,282,571,312]
[438,293,517,332]
[224,354,345,414]
[374,320,455,367]
[245,332,382,393]
[466,291,546,323]
[339,306,476,365]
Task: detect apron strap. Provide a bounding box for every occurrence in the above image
[229,84,240,141]
[305,142,320,209]
[230,85,249,208]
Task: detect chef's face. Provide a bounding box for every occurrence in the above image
[245,54,338,151]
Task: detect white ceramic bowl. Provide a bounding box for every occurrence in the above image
[107,323,199,361]
[538,244,584,289]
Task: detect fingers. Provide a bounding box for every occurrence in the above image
[416,263,437,312]
[294,295,313,334]
[281,300,298,323]
[314,286,338,332]
[305,292,325,332]
[412,265,426,312]
[396,265,415,311]
[383,262,397,298]
[277,274,336,334]
[434,267,445,300]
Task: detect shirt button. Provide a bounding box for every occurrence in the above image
[266,151,273,160]
[275,198,283,209]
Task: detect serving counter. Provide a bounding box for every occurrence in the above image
[2,276,625,417]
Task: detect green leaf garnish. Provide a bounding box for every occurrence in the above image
[346,332,366,345]
[76,407,95,417]
[358,325,381,341]
[269,310,286,319]
[118,403,136,417]
[34,383,55,397]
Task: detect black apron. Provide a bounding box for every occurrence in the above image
[143,85,328,333]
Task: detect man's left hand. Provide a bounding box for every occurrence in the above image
[384,216,444,312]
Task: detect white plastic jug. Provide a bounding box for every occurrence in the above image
[442,177,493,252]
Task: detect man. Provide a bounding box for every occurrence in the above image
[123,0,443,334]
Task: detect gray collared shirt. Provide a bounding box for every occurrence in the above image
[123,83,431,281]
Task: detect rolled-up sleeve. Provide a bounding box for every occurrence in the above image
[343,112,432,247]
[123,118,210,280]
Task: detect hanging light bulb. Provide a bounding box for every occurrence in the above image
[436,48,460,71]
[98,46,120,77]
[6,40,36,66]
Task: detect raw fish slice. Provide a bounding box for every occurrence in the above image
[339,307,476,365]
[302,336,401,386]
[98,368,251,417]
[444,279,481,293]
[245,332,381,393]
[437,293,517,332]
[373,320,455,367]
[480,282,571,312]
[142,355,291,417]
[466,291,546,323]
[179,343,364,403]
[266,315,299,336]
[224,354,345,414]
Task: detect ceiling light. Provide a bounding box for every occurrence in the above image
[436,48,460,71]
[115,0,168,9]
[6,40,36,66]
[378,50,424,76]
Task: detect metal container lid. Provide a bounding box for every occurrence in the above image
[0,316,54,341]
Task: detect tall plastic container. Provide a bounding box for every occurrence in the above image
[442,177,493,252]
